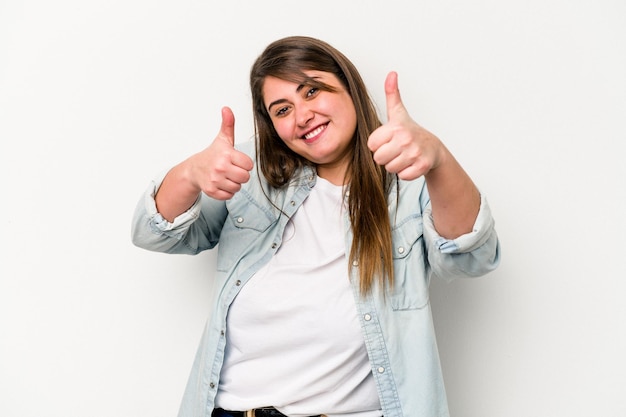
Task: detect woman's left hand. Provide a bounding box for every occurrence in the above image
[368,71,446,181]
[369,72,481,238]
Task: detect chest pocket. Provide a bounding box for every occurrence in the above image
[217,193,277,272]
[390,215,429,310]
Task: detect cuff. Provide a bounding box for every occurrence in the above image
[143,172,202,235]
[424,193,496,254]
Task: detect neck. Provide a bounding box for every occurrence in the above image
[316,164,348,185]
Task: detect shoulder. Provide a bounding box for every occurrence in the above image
[392,176,430,216]
[234,139,256,158]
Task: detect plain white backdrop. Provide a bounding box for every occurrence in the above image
[1,1,625,416]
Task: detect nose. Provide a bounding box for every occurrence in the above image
[295,104,314,127]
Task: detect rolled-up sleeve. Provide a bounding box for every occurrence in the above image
[423,194,501,280]
[130,173,226,255]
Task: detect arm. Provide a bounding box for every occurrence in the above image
[156,106,254,222]
[422,144,480,239]
[368,71,479,239]
[131,107,254,254]
[130,176,227,254]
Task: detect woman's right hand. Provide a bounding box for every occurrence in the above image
[187,106,254,200]
[155,107,254,221]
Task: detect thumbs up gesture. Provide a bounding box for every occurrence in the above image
[368,72,445,181]
[154,107,254,222]
[187,106,254,200]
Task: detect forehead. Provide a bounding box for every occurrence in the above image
[262,71,341,101]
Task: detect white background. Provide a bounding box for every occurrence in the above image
[1,1,625,416]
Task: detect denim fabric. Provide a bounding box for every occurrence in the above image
[131,142,500,417]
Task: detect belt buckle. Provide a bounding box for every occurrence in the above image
[245,408,277,417]
[244,408,325,417]
[245,410,270,417]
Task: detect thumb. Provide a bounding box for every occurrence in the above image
[384,71,406,121]
[219,106,236,146]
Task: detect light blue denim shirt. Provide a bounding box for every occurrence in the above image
[131,143,500,417]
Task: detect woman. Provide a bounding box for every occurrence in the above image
[131,36,500,417]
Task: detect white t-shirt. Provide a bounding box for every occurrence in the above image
[215,178,381,417]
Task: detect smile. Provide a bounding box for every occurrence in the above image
[303,124,327,140]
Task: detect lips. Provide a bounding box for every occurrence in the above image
[302,123,328,141]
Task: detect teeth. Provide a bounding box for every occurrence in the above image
[304,125,325,139]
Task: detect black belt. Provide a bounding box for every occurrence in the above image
[212,407,322,417]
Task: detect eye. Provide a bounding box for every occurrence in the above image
[305,87,319,98]
[275,106,290,117]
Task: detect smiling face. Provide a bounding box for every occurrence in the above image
[262,71,358,184]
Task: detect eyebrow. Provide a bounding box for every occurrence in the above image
[267,84,306,112]
[267,98,288,112]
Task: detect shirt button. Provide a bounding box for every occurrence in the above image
[236,217,244,223]
[290,201,295,206]
[364,313,372,321]
[210,382,215,389]
[352,260,359,266]
[271,243,278,249]
[397,246,405,254]
[220,330,225,336]
[236,280,241,286]
[377,366,385,374]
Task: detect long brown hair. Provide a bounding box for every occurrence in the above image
[250,36,394,294]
